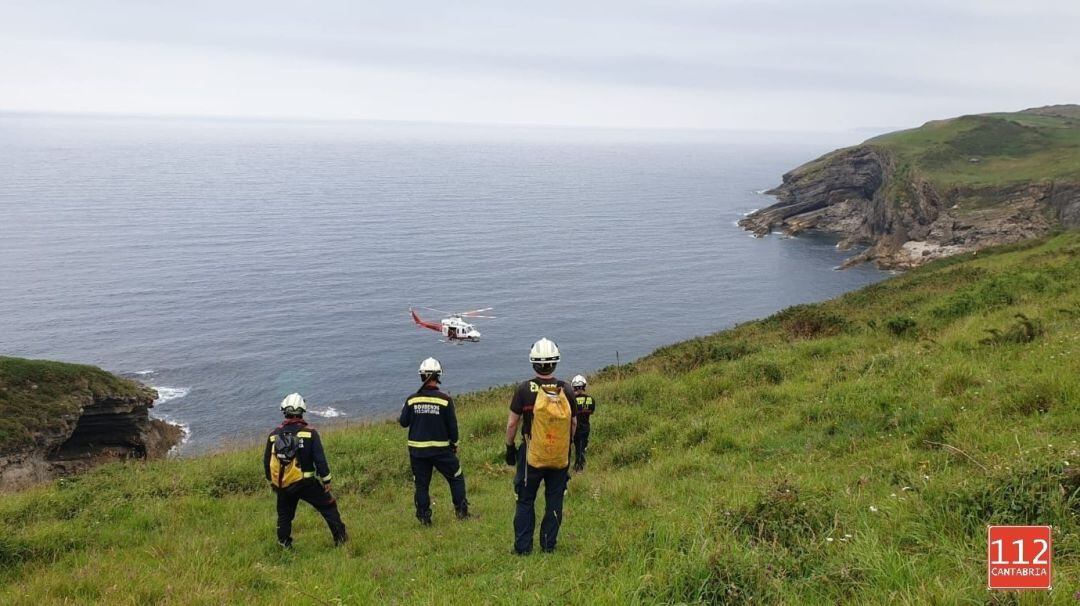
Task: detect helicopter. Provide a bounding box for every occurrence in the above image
[410,307,495,342]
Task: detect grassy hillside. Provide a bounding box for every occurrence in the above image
[0,357,155,453]
[2,233,1079,604]
[868,105,1080,189]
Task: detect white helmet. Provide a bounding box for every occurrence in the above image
[280,393,307,415]
[418,357,442,381]
[529,338,561,364]
[571,375,587,389]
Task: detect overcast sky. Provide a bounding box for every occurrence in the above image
[1,0,1078,131]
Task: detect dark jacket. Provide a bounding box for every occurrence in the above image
[263,418,332,485]
[399,386,459,457]
[575,393,596,427]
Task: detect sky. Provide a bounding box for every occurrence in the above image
[1,0,1079,132]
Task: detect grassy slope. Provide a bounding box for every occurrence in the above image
[0,357,154,453]
[867,106,1080,190]
[2,233,1079,604]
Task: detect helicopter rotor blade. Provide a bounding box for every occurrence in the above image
[459,307,494,316]
[420,307,454,316]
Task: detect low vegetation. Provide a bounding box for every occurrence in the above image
[869,105,1080,189]
[2,233,1079,604]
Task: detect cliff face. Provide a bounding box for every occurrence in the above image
[0,357,183,491]
[741,106,1080,268]
[740,146,1077,269]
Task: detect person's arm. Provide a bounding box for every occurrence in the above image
[398,399,412,427]
[263,435,272,482]
[571,416,578,440]
[446,396,459,449]
[504,410,521,465]
[311,431,332,488]
[505,411,521,446]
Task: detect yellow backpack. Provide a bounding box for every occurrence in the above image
[269,431,305,488]
[527,383,572,469]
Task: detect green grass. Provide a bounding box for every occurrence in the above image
[0,357,154,453]
[866,106,1080,189]
[2,233,1080,604]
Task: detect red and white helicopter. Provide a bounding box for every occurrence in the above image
[410,307,495,342]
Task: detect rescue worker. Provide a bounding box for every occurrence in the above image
[399,357,469,525]
[263,393,348,548]
[571,375,595,472]
[504,338,578,554]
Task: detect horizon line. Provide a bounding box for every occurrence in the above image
[0,108,889,137]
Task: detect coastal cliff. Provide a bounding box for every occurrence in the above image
[740,105,1080,268]
[0,357,183,491]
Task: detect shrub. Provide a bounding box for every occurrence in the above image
[926,462,1080,531]
[935,369,981,397]
[980,313,1044,345]
[754,362,785,385]
[1002,381,1061,416]
[913,416,956,448]
[769,305,850,339]
[656,338,756,373]
[729,481,833,548]
[884,316,917,337]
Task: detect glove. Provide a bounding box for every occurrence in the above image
[505,443,517,466]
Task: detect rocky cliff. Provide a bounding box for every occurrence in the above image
[0,357,183,491]
[740,106,1080,268]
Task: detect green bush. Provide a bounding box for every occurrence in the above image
[884,316,917,337]
[769,304,850,339]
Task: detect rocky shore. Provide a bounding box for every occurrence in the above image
[0,357,184,491]
[740,107,1080,269]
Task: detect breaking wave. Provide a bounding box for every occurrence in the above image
[153,386,190,404]
[309,407,344,418]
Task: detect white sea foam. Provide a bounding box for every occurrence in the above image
[154,413,191,455]
[309,407,344,418]
[153,386,190,404]
[743,208,760,216]
[132,369,155,376]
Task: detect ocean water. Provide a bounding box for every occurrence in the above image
[0,114,886,451]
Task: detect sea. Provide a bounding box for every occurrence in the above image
[0,113,887,452]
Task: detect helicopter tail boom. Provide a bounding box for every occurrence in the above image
[410,308,442,332]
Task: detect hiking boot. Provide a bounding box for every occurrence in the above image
[455,502,470,520]
[278,539,293,550]
[333,530,349,546]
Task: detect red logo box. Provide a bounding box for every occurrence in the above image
[987,525,1052,590]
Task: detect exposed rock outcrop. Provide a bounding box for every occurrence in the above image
[740,146,1080,269]
[0,359,183,491]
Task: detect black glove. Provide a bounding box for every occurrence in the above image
[505,443,517,466]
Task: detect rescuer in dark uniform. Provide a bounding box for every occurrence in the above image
[399,357,469,525]
[504,338,578,555]
[263,393,348,548]
[571,375,595,471]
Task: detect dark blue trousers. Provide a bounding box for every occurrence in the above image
[513,445,569,553]
[410,451,467,518]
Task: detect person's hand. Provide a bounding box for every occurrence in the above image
[451,443,458,454]
[323,482,332,494]
[505,443,517,466]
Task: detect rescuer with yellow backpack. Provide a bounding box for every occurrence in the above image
[263,393,348,548]
[504,338,578,555]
